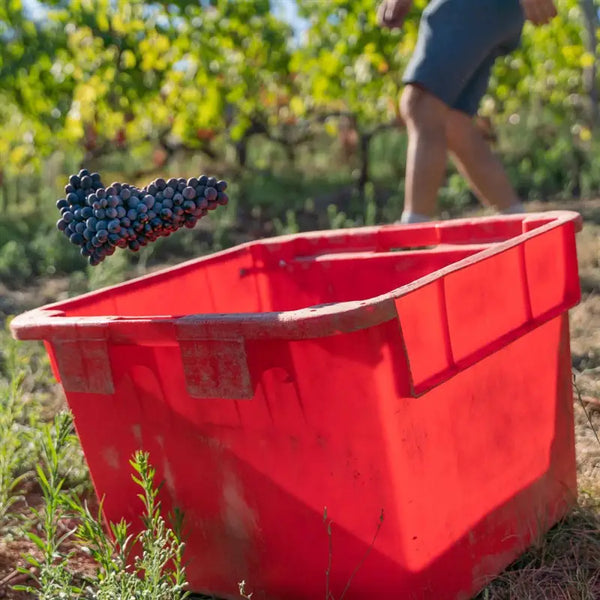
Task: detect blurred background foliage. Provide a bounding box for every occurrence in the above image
[0,0,599,292]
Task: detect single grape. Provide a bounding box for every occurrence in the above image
[172,193,183,206]
[128,240,140,252]
[137,203,148,214]
[120,187,131,201]
[56,219,68,232]
[94,208,106,220]
[56,199,68,210]
[116,206,126,218]
[207,176,217,187]
[163,186,175,199]
[96,220,108,231]
[83,229,93,241]
[155,178,167,190]
[187,177,199,188]
[64,184,75,194]
[79,168,90,177]
[182,200,195,213]
[217,180,227,192]
[63,211,74,223]
[217,192,229,205]
[182,186,196,200]
[70,232,84,245]
[96,230,108,244]
[127,209,138,221]
[106,207,118,219]
[69,175,81,188]
[120,217,131,228]
[205,187,218,201]
[75,222,86,234]
[107,219,121,234]
[105,186,116,196]
[198,175,208,185]
[143,195,155,209]
[184,216,197,228]
[66,192,78,205]
[96,188,106,199]
[81,175,92,189]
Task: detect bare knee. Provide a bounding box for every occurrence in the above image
[400,85,448,132]
[446,110,484,157]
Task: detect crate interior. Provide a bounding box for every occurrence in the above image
[52,243,492,318]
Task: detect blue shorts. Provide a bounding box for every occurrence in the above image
[403,0,525,116]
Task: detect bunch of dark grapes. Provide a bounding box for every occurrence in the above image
[56,169,228,266]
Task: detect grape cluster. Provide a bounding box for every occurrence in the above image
[56,169,228,266]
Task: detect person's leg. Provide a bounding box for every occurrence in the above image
[446,109,523,213]
[400,85,450,222]
[398,0,525,222]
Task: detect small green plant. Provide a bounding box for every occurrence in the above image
[327,204,357,230]
[70,451,190,600]
[16,412,190,599]
[363,182,377,227]
[0,334,29,529]
[273,209,300,236]
[15,411,83,599]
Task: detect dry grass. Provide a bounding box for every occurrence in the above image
[476,508,600,599]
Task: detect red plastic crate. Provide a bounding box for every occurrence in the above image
[12,212,582,600]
